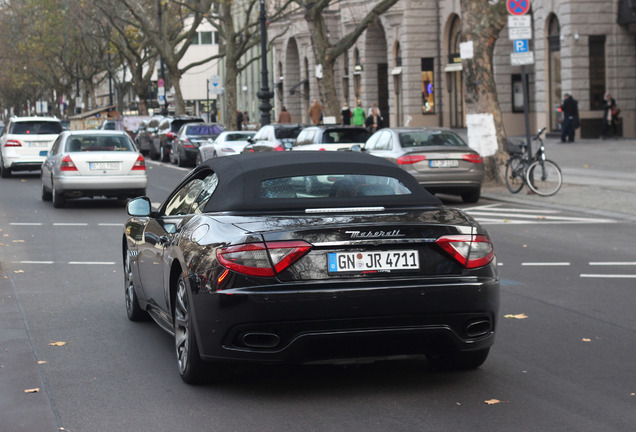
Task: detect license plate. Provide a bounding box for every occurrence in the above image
[430,159,459,168]
[328,250,419,273]
[89,162,120,170]
[28,142,49,148]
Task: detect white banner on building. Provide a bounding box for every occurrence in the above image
[466,113,498,157]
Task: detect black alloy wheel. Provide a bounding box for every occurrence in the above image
[124,248,147,321]
[174,274,206,384]
[177,147,187,167]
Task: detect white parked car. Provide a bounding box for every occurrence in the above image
[41,130,147,208]
[197,131,255,163]
[0,116,63,178]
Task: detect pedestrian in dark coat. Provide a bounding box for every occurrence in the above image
[365,107,383,133]
[560,93,579,143]
[601,92,619,139]
[341,103,351,126]
[277,106,292,124]
[236,110,244,131]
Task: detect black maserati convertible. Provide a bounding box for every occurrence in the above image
[123,151,499,383]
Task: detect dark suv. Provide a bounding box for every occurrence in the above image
[150,116,204,162]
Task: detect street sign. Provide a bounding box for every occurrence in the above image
[157,78,165,88]
[510,51,535,66]
[209,75,221,86]
[508,15,531,27]
[510,27,532,40]
[157,86,165,97]
[514,39,529,53]
[507,0,530,15]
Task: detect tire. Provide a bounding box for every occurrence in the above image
[525,159,562,197]
[160,144,170,162]
[41,180,52,201]
[461,188,481,204]
[52,182,66,208]
[427,348,490,371]
[174,274,206,384]
[505,155,525,194]
[0,160,11,178]
[149,143,159,161]
[177,149,187,167]
[124,248,148,321]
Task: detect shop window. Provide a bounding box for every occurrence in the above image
[421,58,435,114]
[589,35,606,111]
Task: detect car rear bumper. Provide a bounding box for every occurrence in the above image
[188,275,499,364]
[55,175,148,194]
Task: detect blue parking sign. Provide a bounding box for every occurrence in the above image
[513,39,529,53]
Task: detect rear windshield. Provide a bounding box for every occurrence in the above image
[399,131,466,148]
[225,132,255,141]
[11,121,63,135]
[274,127,303,140]
[260,174,412,199]
[65,135,135,152]
[322,128,370,144]
[172,119,203,132]
[186,124,225,136]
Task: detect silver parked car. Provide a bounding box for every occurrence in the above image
[41,130,148,208]
[364,128,484,203]
[197,130,255,163]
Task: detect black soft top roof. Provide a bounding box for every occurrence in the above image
[189,151,442,212]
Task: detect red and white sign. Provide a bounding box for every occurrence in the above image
[507,0,530,16]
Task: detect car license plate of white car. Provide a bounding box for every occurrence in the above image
[28,142,48,148]
[90,162,120,170]
[430,159,459,168]
[328,250,419,273]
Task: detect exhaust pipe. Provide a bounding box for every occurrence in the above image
[465,320,491,338]
[241,332,281,349]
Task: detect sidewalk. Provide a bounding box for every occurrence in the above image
[480,136,636,222]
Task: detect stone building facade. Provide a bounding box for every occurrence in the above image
[268,0,636,138]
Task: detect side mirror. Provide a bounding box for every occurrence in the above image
[247,137,255,144]
[127,197,152,217]
[283,141,293,150]
[349,144,365,152]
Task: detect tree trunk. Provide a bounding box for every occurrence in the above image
[460,0,508,183]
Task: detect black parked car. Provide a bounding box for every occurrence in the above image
[170,123,225,167]
[150,116,204,162]
[123,151,499,384]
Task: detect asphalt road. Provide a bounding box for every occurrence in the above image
[1,161,635,432]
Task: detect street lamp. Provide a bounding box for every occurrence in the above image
[257,0,274,125]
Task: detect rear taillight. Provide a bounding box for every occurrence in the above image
[166,132,177,139]
[397,155,427,165]
[4,139,21,147]
[60,155,78,172]
[274,145,285,152]
[462,153,483,163]
[216,241,312,278]
[220,148,235,153]
[131,155,146,171]
[435,235,494,269]
[318,148,326,151]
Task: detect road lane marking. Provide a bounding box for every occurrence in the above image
[98,223,123,227]
[521,262,570,266]
[68,261,116,265]
[53,223,89,226]
[580,274,636,279]
[14,261,54,264]
[589,262,636,266]
[10,223,43,226]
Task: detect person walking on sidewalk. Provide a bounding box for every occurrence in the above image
[560,93,579,143]
[351,101,366,126]
[308,99,323,125]
[601,92,620,139]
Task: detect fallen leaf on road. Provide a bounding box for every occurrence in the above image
[536,216,546,220]
[523,244,527,248]
[12,240,25,243]
[582,338,592,342]
[24,388,40,393]
[14,270,24,274]
[49,341,70,347]
[484,399,508,405]
[630,393,635,396]
[504,314,528,319]
[38,361,47,365]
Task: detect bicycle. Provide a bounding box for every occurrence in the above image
[504,127,563,196]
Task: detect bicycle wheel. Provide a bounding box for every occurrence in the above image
[505,154,525,194]
[525,159,562,196]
